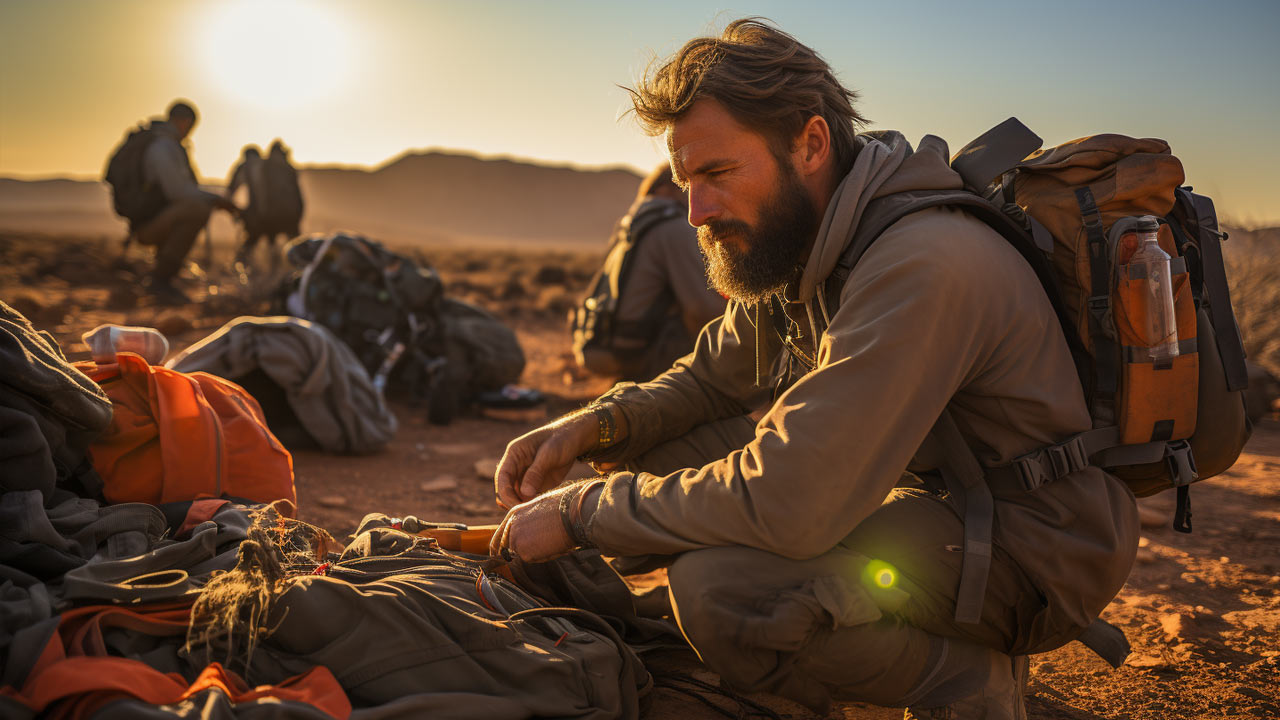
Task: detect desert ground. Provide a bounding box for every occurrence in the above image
[1,230,1277,719]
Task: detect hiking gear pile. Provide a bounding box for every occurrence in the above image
[278,232,526,424]
[167,316,398,454]
[0,304,656,718]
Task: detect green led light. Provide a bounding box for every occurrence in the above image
[875,568,896,588]
[863,559,899,590]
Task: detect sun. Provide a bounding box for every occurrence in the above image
[197,0,354,109]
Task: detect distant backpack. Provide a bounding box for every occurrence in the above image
[570,197,683,367]
[104,124,166,229]
[280,232,524,424]
[74,352,296,509]
[261,153,304,237]
[829,119,1250,534]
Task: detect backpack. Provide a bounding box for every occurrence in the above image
[816,120,1251,631]
[73,352,296,509]
[279,232,525,424]
[570,197,684,368]
[104,124,166,229]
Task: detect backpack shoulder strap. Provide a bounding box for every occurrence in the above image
[828,188,1090,392]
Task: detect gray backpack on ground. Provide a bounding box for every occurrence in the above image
[278,233,525,424]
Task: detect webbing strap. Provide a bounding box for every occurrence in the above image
[1074,187,1119,403]
[1183,191,1249,392]
[1076,618,1131,668]
[932,409,993,625]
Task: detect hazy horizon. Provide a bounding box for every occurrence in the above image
[2,0,1278,225]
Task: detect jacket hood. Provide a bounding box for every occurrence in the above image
[794,130,965,303]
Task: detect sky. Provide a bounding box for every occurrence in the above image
[1,0,1278,225]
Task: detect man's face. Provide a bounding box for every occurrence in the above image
[174,117,195,140]
[668,99,818,305]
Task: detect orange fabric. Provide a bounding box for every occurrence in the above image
[74,353,295,510]
[1113,224,1199,443]
[1,602,351,720]
[176,497,230,537]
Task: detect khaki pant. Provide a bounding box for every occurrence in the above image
[629,417,1043,711]
[135,197,212,282]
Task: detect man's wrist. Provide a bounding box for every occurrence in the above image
[576,402,621,460]
[558,479,605,548]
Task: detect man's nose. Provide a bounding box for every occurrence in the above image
[687,184,718,228]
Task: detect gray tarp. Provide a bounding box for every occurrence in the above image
[167,316,396,454]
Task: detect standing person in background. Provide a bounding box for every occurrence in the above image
[226,145,268,265]
[262,139,305,240]
[106,100,238,304]
[571,162,726,381]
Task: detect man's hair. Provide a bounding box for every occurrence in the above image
[627,18,867,175]
[635,162,681,204]
[167,100,198,124]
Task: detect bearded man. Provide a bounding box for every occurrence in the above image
[490,19,1137,719]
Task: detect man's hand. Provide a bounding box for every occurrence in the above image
[494,410,599,509]
[489,486,575,563]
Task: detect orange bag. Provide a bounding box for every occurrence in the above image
[75,352,295,509]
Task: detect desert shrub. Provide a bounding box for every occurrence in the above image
[1223,226,1280,378]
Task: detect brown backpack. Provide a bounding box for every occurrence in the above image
[828,122,1251,632]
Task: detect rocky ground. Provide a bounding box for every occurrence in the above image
[2,232,1277,719]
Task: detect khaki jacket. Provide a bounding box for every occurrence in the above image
[586,131,1138,634]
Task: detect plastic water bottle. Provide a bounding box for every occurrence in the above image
[1129,218,1179,362]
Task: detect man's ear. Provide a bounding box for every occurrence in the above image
[794,115,831,178]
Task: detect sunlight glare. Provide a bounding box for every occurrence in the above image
[198,0,353,109]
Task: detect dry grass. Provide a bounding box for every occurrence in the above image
[1223,225,1280,378]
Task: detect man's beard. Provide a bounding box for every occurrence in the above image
[697,166,818,305]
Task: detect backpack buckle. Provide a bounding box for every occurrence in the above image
[1087,295,1110,318]
[1164,440,1199,487]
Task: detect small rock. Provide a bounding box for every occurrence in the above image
[1135,547,1157,564]
[420,475,460,493]
[1034,661,1057,674]
[1160,612,1185,641]
[1138,535,1151,548]
[317,495,348,508]
[474,458,499,480]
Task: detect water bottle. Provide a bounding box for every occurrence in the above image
[1129,218,1179,362]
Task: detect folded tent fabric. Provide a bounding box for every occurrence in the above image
[166,316,397,454]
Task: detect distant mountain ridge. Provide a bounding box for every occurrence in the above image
[0,150,645,247]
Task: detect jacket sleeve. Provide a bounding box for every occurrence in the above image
[589,298,772,465]
[587,217,1010,559]
[145,138,217,204]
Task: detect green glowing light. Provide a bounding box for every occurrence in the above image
[862,559,899,591]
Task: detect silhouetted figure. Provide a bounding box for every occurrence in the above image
[105,100,238,304]
[225,145,269,264]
